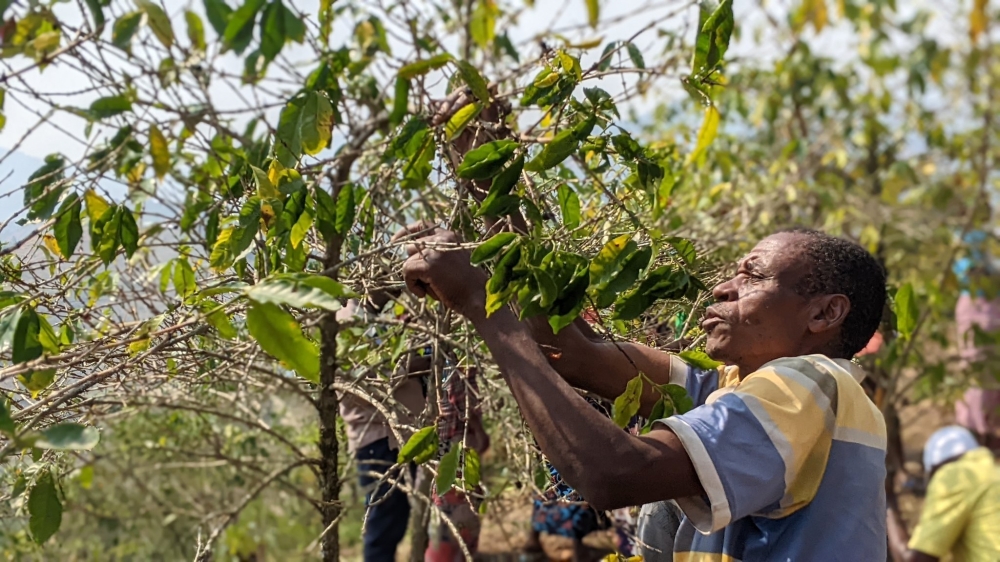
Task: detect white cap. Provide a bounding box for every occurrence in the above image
[923,425,978,475]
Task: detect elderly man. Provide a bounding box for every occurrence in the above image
[399,225,888,560]
[888,426,1000,562]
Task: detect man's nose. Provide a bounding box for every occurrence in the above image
[711,278,737,302]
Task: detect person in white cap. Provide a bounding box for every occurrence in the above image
[887,425,1000,562]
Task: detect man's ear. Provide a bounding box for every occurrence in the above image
[807,294,851,335]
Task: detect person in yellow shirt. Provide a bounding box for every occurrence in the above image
[888,425,1000,562]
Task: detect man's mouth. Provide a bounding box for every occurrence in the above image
[701,308,727,332]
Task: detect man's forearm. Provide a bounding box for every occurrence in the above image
[522,314,673,415]
[465,303,700,508]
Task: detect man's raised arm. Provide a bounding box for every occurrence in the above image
[399,226,703,510]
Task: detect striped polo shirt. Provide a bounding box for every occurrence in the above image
[648,354,887,561]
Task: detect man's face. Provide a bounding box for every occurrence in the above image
[701,233,816,371]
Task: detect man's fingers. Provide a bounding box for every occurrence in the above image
[391,221,439,244]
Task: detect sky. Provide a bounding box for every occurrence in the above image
[0,0,971,234]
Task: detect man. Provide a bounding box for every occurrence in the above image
[887,426,1000,562]
[399,225,888,560]
[336,295,425,562]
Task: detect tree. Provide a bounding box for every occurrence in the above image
[0,0,995,559]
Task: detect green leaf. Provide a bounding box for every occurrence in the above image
[335,183,356,235]
[13,308,42,364]
[53,194,82,259]
[627,42,645,69]
[223,0,265,54]
[258,0,285,61]
[34,423,100,451]
[436,445,460,495]
[556,185,580,230]
[595,246,651,309]
[696,0,734,78]
[119,206,139,258]
[185,10,206,50]
[677,349,722,370]
[457,139,519,180]
[28,471,61,545]
[202,303,238,340]
[611,375,643,428]
[112,11,143,52]
[896,282,918,340]
[135,0,174,48]
[84,0,107,29]
[691,0,733,82]
[666,237,696,265]
[89,95,132,119]
[173,258,196,299]
[533,462,550,491]
[590,235,636,285]
[203,0,233,36]
[456,60,491,102]
[524,118,593,172]
[470,232,517,265]
[477,155,524,217]
[389,77,410,128]
[445,102,482,141]
[397,426,439,464]
[246,301,320,383]
[398,53,454,79]
[686,105,720,165]
[149,125,170,179]
[0,396,15,435]
[585,0,599,28]
[246,275,347,311]
[17,369,56,399]
[24,155,67,220]
[464,448,481,488]
[300,91,334,156]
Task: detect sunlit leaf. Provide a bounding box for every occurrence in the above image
[436,445,459,495]
[246,301,320,383]
[135,0,174,48]
[677,350,722,370]
[398,426,438,464]
[398,53,454,79]
[686,105,720,165]
[471,232,518,265]
[896,283,918,340]
[611,375,643,427]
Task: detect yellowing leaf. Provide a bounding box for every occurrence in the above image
[149,125,169,179]
[445,102,482,140]
[686,105,720,165]
[251,165,279,199]
[84,189,110,224]
[585,0,599,28]
[971,0,988,42]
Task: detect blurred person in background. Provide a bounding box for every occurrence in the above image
[887,426,1000,562]
[337,293,426,562]
[952,230,1000,451]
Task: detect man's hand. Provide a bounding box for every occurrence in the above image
[396,223,487,317]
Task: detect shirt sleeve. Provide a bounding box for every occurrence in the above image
[908,461,977,557]
[657,362,836,533]
[667,355,720,407]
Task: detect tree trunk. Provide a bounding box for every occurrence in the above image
[319,216,345,562]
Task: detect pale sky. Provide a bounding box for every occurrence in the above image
[0,0,972,216]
